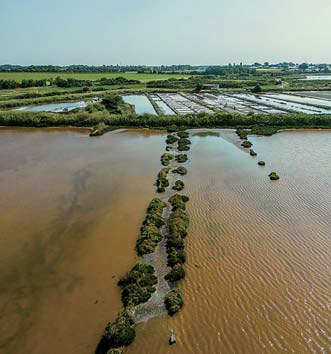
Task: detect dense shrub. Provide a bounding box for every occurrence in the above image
[173,180,184,191]
[161,153,174,166]
[172,166,187,175]
[156,168,170,192]
[118,263,157,307]
[177,131,189,138]
[101,311,136,348]
[166,134,178,144]
[168,194,190,210]
[175,154,188,163]
[136,198,166,255]
[164,289,184,316]
[165,264,185,282]
[167,247,186,267]
[241,140,252,148]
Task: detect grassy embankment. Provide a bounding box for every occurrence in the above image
[2,110,331,136]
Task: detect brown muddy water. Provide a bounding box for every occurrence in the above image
[1,128,331,354]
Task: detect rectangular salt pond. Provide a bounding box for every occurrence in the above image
[299,75,331,81]
[16,100,96,113]
[121,95,157,115]
[264,93,331,109]
[234,93,331,114]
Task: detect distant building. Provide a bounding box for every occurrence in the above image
[202,83,219,90]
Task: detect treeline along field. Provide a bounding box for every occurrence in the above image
[0,72,191,83]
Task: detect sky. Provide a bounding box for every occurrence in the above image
[1,0,331,66]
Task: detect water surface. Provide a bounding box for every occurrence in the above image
[0,127,166,354]
[16,100,98,112]
[1,128,331,354]
[121,95,157,115]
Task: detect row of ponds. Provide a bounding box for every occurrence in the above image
[15,92,331,115]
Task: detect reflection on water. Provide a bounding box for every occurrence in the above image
[1,128,331,354]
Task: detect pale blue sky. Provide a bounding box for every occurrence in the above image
[1,0,330,65]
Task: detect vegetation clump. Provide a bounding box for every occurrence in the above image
[250,149,257,156]
[177,138,191,151]
[172,166,187,175]
[156,168,170,193]
[100,310,135,351]
[136,198,166,255]
[164,289,184,316]
[236,128,249,140]
[177,131,189,138]
[118,263,157,307]
[167,125,178,133]
[166,134,178,145]
[161,153,174,166]
[168,194,190,211]
[241,140,253,148]
[165,194,189,287]
[175,154,188,163]
[269,172,280,180]
[173,180,184,191]
[90,122,109,136]
[165,264,185,282]
[258,161,266,166]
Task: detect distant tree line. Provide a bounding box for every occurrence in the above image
[0,79,48,90]
[204,65,257,76]
[0,64,204,74]
[0,76,141,90]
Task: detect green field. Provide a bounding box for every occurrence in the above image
[0,72,191,83]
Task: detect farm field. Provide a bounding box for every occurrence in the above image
[0,72,191,82]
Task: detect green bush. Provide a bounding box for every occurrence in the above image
[167,247,186,267]
[166,134,178,144]
[175,154,188,163]
[241,140,252,148]
[172,166,187,175]
[164,289,184,316]
[118,263,157,307]
[249,149,257,156]
[161,153,174,166]
[177,131,189,138]
[168,194,190,210]
[269,172,280,180]
[165,264,185,282]
[102,310,135,348]
[136,198,166,255]
[173,180,184,191]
